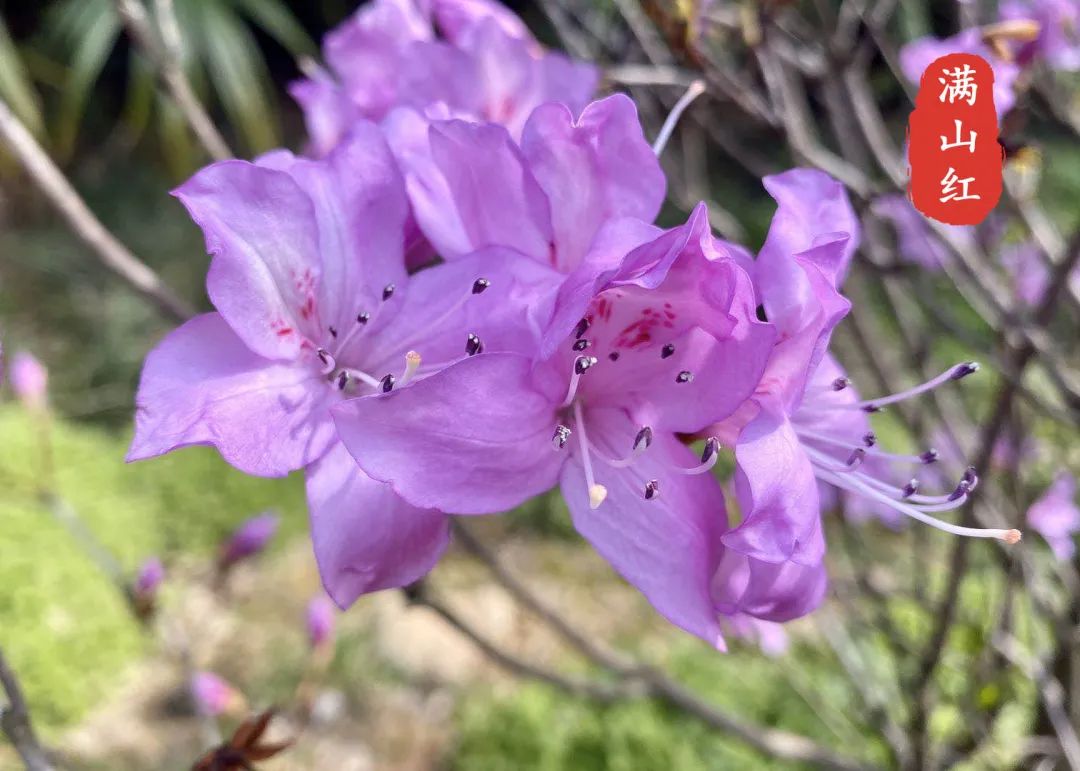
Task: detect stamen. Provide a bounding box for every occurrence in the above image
[816,466,1020,543]
[652,79,707,157]
[674,437,720,475]
[338,368,382,389]
[562,356,598,407]
[329,326,338,338]
[832,377,850,391]
[846,448,866,468]
[472,278,491,294]
[950,362,980,380]
[609,352,620,362]
[644,480,660,500]
[634,426,654,453]
[840,362,982,411]
[371,279,487,362]
[676,370,694,384]
[795,428,940,467]
[380,373,395,393]
[661,343,676,359]
[382,283,396,301]
[552,424,571,450]
[573,401,607,510]
[902,479,919,499]
[574,318,590,339]
[357,312,370,325]
[316,348,336,375]
[466,333,484,356]
[863,432,877,447]
[573,339,590,351]
[398,351,421,387]
[336,371,349,390]
[920,449,939,464]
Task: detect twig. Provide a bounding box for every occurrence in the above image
[0,97,195,322]
[0,646,55,771]
[113,0,232,161]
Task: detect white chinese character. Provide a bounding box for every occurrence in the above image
[939,167,980,202]
[939,64,978,106]
[940,119,977,152]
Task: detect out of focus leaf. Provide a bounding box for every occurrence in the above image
[54,0,120,159]
[232,0,317,57]
[0,17,43,135]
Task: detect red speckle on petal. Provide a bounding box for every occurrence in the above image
[276,327,293,337]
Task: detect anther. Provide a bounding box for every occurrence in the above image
[380,373,396,393]
[634,426,654,453]
[589,484,608,509]
[472,278,491,294]
[862,432,877,447]
[573,339,590,352]
[329,326,338,338]
[574,318,590,339]
[832,377,850,391]
[357,311,370,325]
[701,437,719,464]
[947,480,971,502]
[466,333,484,356]
[336,371,349,390]
[901,479,920,499]
[608,352,620,362]
[316,348,336,375]
[575,356,598,375]
[862,404,883,413]
[676,370,694,384]
[644,480,660,500]
[920,449,939,464]
[950,361,980,380]
[552,425,572,450]
[661,343,676,359]
[846,448,866,468]
[382,283,396,301]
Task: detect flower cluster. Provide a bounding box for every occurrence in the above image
[128,0,1019,649]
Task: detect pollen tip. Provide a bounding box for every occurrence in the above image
[634,426,654,452]
[702,437,720,463]
[406,350,421,365]
[380,373,396,393]
[382,283,396,301]
[832,377,849,391]
[676,370,694,384]
[901,479,919,499]
[472,278,491,294]
[574,318,590,339]
[951,361,980,380]
[644,480,660,500]
[357,311,371,325]
[1002,529,1022,545]
[921,449,940,464]
[661,343,676,359]
[466,333,484,356]
[862,431,877,447]
[589,484,608,509]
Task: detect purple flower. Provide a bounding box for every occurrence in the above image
[9,351,48,410]
[333,203,779,647]
[869,194,976,271]
[220,512,279,567]
[386,94,666,273]
[290,0,597,157]
[128,123,559,607]
[707,170,1020,553]
[306,595,336,649]
[134,557,164,596]
[1000,0,1080,71]
[1028,473,1080,561]
[191,671,241,716]
[900,28,1021,117]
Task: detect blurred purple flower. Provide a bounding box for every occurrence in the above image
[900,28,1021,117]
[1000,0,1080,70]
[220,513,279,568]
[1028,474,1080,561]
[870,194,977,271]
[306,595,336,650]
[9,351,48,410]
[191,671,241,716]
[134,557,164,596]
[290,0,597,157]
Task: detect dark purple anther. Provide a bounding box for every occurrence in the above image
[676,370,694,384]
[382,283,396,301]
[472,278,491,294]
[336,371,349,390]
[920,449,939,464]
[574,355,597,375]
[862,404,883,414]
[466,333,484,356]
[832,377,850,391]
[901,479,920,499]
[357,311,370,325]
[552,424,571,450]
[380,373,396,392]
[948,480,971,502]
[608,352,620,362]
[950,362,980,380]
[862,432,877,447]
[701,437,719,463]
[574,318,590,339]
[661,343,675,359]
[847,448,866,467]
[317,349,330,366]
[573,339,590,351]
[328,326,338,338]
[633,426,654,452]
[644,480,660,500]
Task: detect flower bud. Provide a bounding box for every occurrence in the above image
[191,671,243,716]
[219,512,279,569]
[306,595,336,650]
[10,351,47,410]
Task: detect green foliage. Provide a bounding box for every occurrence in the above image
[0,405,305,730]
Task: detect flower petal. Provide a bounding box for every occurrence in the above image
[561,407,726,648]
[332,353,562,514]
[712,548,827,623]
[127,314,337,476]
[307,442,450,607]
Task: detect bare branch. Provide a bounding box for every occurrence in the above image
[0,97,195,322]
[0,646,55,771]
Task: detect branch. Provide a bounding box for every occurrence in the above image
[0,646,55,771]
[113,0,232,161]
[0,97,195,323]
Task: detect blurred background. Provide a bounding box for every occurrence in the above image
[1,0,1079,769]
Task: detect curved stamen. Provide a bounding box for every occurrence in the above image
[337,367,382,390]
[674,437,720,476]
[816,466,1019,543]
[797,428,937,465]
[573,401,607,509]
[588,425,652,469]
[562,355,598,407]
[552,424,571,450]
[368,277,490,363]
[832,362,980,412]
[652,79,707,157]
[316,348,336,375]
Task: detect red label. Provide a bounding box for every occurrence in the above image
[908,53,1003,226]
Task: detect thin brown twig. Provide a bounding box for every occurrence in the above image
[0,97,195,323]
[0,646,56,771]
